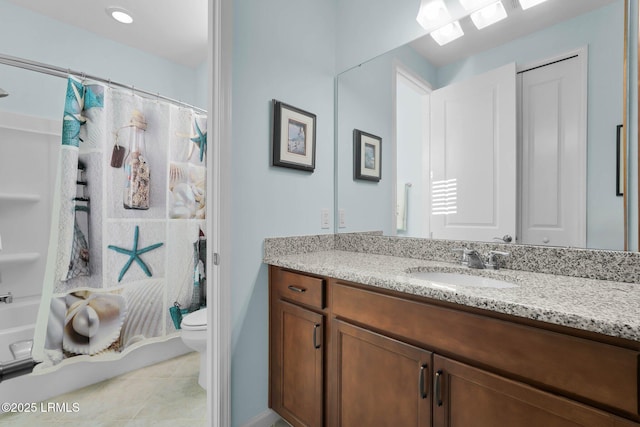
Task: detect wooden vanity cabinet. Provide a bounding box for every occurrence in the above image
[333,320,432,427]
[270,268,326,427]
[432,355,618,427]
[268,266,640,427]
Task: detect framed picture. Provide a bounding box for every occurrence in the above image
[354,129,382,181]
[272,100,316,172]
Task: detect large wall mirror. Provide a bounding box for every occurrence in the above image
[336,0,636,251]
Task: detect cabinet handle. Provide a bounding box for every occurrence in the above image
[435,370,443,407]
[287,285,306,293]
[419,364,428,399]
[313,324,321,349]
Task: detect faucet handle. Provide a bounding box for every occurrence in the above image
[486,250,510,269]
[451,248,469,265]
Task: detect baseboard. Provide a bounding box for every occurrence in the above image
[240,409,282,427]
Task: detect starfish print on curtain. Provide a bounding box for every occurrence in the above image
[107,225,164,282]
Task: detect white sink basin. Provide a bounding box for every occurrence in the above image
[409,271,518,289]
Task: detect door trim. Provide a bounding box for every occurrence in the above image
[392,61,433,237]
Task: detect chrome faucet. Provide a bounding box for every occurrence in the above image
[0,292,12,304]
[452,249,510,270]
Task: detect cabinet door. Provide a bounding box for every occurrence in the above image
[271,300,323,427]
[334,320,432,427]
[433,355,616,427]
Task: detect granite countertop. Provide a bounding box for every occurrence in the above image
[264,250,640,343]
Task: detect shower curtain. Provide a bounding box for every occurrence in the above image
[32,77,207,370]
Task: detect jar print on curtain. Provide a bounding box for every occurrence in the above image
[123,110,150,210]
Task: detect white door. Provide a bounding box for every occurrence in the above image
[430,63,517,242]
[518,53,586,247]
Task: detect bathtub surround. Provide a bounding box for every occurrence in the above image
[265,233,640,284]
[33,78,207,371]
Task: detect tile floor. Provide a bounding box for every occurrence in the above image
[0,352,206,427]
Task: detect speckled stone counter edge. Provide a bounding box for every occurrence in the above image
[264,233,640,284]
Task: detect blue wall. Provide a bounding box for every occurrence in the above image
[230,0,336,425]
[336,0,427,72]
[0,0,204,121]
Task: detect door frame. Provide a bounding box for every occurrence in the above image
[392,61,432,237]
[516,47,588,247]
[209,0,232,425]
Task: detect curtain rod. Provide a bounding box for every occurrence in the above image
[0,53,207,114]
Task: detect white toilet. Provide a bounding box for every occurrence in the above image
[180,308,207,389]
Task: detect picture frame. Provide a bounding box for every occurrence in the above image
[272,100,316,172]
[616,124,623,196]
[353,129,382,181]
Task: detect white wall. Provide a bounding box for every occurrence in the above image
[230,0,336,425]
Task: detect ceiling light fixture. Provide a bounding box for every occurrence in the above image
[416,0,451,30]
[458,0,488,12]
[106,7,134,24]
[430,21,464,46]
[519,0,549,10]
[470,1,508,29]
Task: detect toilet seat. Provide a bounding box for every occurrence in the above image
[181,308,207,330]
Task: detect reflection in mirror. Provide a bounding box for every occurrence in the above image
[337,0,631,251]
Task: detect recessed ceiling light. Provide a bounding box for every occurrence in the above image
[519,0,549,10]
[470,1,508,29]
[106,7,134,24]
[430,21,464,46]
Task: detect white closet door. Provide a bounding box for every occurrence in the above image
[430,63,517,243]
[519,54,586,247]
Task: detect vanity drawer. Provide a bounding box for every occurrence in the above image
[272,269,325,309]
[332,282,639,418]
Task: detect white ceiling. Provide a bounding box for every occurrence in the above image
[411,0,618,67]
[5,0,208,68]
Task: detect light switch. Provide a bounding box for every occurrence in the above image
[321,209,330,229]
